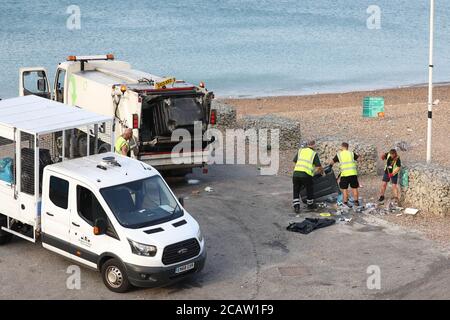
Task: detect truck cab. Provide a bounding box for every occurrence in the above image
[19,54,216,175]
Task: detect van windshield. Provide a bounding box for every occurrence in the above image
[100,176,183,229]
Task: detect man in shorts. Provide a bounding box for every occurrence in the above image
[378,149,401,203]
[331,142,360,208]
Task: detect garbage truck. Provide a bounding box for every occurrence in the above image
[0,95,206,292]
[18,54,216,175]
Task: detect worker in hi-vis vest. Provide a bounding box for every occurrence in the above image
[331,142,360,208]
[292,140,323,214]
[115,128,133,156]
[378,149,402,203]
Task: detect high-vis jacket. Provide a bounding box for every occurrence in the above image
[294,148,316,176]
[115,136,129,155]
[337,150,357,177]
[384,154,400,175]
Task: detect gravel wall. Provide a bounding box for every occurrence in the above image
[240,114,301,150]
[400,163,450,216]
[211,100,237,128]
[315,138,378,176]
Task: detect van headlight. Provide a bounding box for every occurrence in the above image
[197,229,204,242]
[128,239,157,257]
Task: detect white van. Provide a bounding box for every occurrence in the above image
[41,153,206,292]
[0,96,206,292]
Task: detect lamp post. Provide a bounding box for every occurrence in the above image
[426,0,435,164]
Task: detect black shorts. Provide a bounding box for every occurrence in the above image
[339,175,359,189]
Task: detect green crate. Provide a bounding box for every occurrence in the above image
[363,97,384,118]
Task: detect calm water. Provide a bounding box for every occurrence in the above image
[1,0,450,98]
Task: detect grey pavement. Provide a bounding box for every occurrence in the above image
[0,165,449,299]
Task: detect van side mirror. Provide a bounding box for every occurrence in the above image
[37,78,47,92]
[93,218,107,235]
[178,197,184,206]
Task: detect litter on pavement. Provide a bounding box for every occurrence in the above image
[319,213,332,217]
[405,208,419,215]
[204,186,214,192]
[287,218,336,235]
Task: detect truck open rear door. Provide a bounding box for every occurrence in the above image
[19,67,51,99]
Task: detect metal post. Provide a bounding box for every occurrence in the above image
[426,0,435,164]
[62,130,65,161]
[87,125,90,156]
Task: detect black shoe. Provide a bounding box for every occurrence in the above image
[307,203,318,210]
[294,205,300,214]
[378,196,385,203]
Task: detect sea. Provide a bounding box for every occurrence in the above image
[1,0,450,98]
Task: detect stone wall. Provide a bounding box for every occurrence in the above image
[315,138,378,176]
[400,163,450,216]
[211,100,237,128]
[240,114,301,150]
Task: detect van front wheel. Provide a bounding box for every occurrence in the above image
[101,258,132,293]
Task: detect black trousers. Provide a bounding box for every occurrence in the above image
[292,175,314,206]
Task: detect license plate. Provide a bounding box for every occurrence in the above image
[175,262,195,274]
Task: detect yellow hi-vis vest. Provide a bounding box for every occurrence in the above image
[294,148,316,176]
[115,136,129,155]
[384,154,400,174]
[337,150,357,177]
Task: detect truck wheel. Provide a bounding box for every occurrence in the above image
[0,233,13,245]
[97,143,111,154]
[101,258,131,293]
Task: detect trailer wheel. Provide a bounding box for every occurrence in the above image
[101,258,131,293]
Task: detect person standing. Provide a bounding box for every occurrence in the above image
[331,142,360,208]
[378,149,402,203]
[292,140,323,213]
[115,128,133,156]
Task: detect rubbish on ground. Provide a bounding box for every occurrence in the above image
[287,218,336,235]
[364,208,377,215]
[365,202,376,209]
[319,213,331,217]
[396,213,403,217]
[204,186,214,192]
[339,217,352,223]
[405,208,419,215]
[187,179,200,185]
[317,202,327,208]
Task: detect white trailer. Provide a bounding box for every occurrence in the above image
[18,54,216,175]
[0,96,206,292]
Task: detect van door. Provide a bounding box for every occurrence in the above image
[19,68,51,99]
[41,174,72,250]
[54,68,67,103]
[69,184,120,268]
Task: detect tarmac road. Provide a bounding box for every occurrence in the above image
[1,165,450,300]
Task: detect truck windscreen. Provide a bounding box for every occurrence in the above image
[100,176,183,229]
